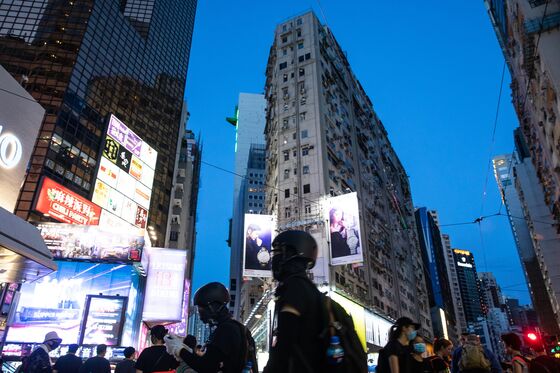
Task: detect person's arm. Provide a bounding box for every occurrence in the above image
[388,355,400,373]
[178,345,226,373]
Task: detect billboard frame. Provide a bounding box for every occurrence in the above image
[79,295,128,346]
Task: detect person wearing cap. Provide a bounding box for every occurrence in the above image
[376,317,420,373]
[53,344,82,373]
[26,331,63,373]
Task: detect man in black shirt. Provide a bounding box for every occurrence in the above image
[53,344,82,373]
[263,230,324,373]
[115,347,136,373]
[80,345,110,373]
[165,282,253,373]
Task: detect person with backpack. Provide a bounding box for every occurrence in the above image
[164,282,257,373]
[424,338,453,373]
[135,325,179,373]
[452,334,501,373]
[25,331,63,373]
[501,333,529,373]
[263,230,367,373]
[376,317,420,373]
[529,345,560,373]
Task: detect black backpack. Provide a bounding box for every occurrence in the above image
[319,293,368,373]
[231,319,258,373]
[375,348,389,373]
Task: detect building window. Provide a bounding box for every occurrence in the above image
[282,48,287,56]
[284,169,290,179]
[300,112,306,120]
[170,231,179,242]
[299,67,305,76]
[305,53,311,60]
[294,168,297,175]
[301,130,308,138]
[294,186,298,194]
[297,29,302,37]
[279,62,287,70]
[302,148,309,156]
[305,204,311,214]
[293,149,297,157]
[298,55,305,63]
[297,18,303,25]
[297,42,304,49]
[285,207,291,218]
[282,36,288,43]
[303,184,310,194]
[303,165,310,174]
[283,73,288,82]
[284,189,290,198]
[282,24,287,32]
[292,132,297,140]
[283,150,289,161]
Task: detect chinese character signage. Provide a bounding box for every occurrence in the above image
[36,222,144,263]
[35,177,101,225]
[93,114,157,230]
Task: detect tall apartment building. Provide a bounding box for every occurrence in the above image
[453,249,485,325]
[493,138,560,334]
[486,0,560,225]
[264,11,432,337]
[0,0,197,244]
[165,104,202,289]
[227,93,267,320]
[478,272,504,310]
[442,234,467,338]
[415,208,457,339]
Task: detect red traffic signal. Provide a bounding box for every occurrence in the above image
[527,332,538,342]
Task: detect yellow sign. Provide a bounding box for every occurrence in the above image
[330,292,367,351]
[453,249,472,255]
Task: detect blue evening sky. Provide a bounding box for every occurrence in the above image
[185,1,531,305]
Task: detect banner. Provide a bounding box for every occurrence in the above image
[325,192,364,265]
[243,214,275,277]
[36,222,144,263]
[35,177,101,225]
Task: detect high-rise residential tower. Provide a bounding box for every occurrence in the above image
[0,0,197,244]
[264,11,432,338]
[442,234,467,338]
[485,0,560,269]
[453,249,485,325]
[415,208,457,339]
[227,93,267,320]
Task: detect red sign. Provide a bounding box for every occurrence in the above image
[35,177,101,225]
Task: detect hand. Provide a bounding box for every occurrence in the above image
[164,334,192,359]
[256,237,262,246]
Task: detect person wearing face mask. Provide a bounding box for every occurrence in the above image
[377,317,421,373]
[135,325,178,373]
[26,331,63,373]
[409,335,428,373]
[164,282,257,373]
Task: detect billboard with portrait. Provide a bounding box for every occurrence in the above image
[36,222,144,263]
[243,214,275,278]
[80,295,127,346]
[325,192,364,266]
[6,262,133,343]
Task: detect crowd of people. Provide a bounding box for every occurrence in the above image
[13,230,560,373]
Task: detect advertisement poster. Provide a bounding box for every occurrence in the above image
[35,177,101,225]
[243,214,275,278]
[80,295,127,346]
[6,262,133,343]
[142,248,187,322]
[36,222,144,263]
[365,310,393,347]
[325,192,364,266]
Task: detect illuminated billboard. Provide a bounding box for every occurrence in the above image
[36,222,144,263]
[35,177,102,225]
[365,310,393,347]
[325,192,364,266]
[142,248,187,322]
[243,214,275,278]
[80,295,127,346]
[330,292,366,350]
[93,114,156,230]
[6,262,133,343]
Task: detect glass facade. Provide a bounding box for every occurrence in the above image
[0,0,197,244]
[453,249,485,324]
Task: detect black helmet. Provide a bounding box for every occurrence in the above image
[193,282,230,307]
[271,230,317,280]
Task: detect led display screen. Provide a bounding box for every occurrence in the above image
[80,295,127,346]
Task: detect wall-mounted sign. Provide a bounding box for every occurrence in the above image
[0,66,45,212]
[36,222,144,263]
[93,114,157,230]
[35,177,101,225]
[142,248,186,322]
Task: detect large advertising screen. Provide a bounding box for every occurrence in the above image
[365,310,393,348]
[36,222,144,263]
[325,192,364,266]
[243,214,275,278]
[80,295,127,346]
[142,248,187,322]
[35,177,102,225]
[6,262,133,343]
[93,114,157,230]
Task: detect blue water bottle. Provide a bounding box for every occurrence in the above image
[241,361,253,373]
[327,336,345,365]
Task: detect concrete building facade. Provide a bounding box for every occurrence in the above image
[264,11,432,338]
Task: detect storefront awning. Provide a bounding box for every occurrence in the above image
[0,207,57,283]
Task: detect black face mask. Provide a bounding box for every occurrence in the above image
[272,254,283,281]
[198,306,212,324]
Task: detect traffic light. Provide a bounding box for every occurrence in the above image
[527,332,538,342]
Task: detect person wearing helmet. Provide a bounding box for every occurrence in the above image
[164,282,255,373]
[263,230,324,373]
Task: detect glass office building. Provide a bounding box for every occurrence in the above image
[0,0,197,244]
